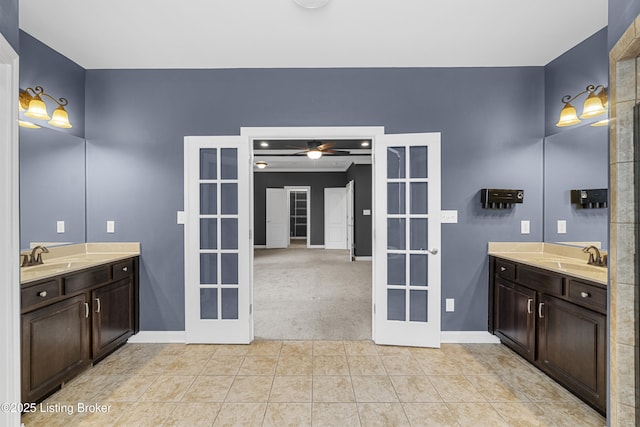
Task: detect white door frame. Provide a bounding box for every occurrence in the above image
[285,186,311,247]
[0,34,21,427]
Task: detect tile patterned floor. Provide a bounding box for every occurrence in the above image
[21,340,606,426]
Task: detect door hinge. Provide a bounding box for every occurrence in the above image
[249,304,252,315]
[373,304,376,314]
[249,229,252,239]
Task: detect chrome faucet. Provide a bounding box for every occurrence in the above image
[21,245,49,267]
[583,245,607,267]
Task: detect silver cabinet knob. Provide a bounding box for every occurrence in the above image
[580,291,590,298]
[500,267,507,272]
[427,248,438,255]
[38,291,47,298]
[122,266,128,272]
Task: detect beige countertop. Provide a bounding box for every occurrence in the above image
[488,242,607,285]
[20,243,140,285]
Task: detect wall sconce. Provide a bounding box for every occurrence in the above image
[19,86,73,129]
[556,84,608,127]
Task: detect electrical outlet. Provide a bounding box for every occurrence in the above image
[107,220,115,233]
[177,211,185,224]
[521,220,530,234]
[446,298,455,312]
[557,220,567,234]
[56,220,65,233]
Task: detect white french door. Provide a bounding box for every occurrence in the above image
[373,133,441,348]
[184,136,251,343]
[266,188,288,248]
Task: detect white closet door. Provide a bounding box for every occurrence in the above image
[266,188,287,248]
[324,187,347,249]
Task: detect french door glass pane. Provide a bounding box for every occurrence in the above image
[410,254,428,287]
[387,253,406,285]
[221,253,238,284]
[221,218,238,249]
[409,290,428,322]
[220,148,238,179]
[410,146,428,178]
[387,289,406,321]
[410,183,428,214]
[387,147,406,179]
[200,288,218,319]
[410,218,428,250]
[220,183,238,215]
[200,219,217,249]
[221,288,239,319]
[200,253,217,284]
[387,218,406,250]
[200,149,217,180]
[200,184,217,215]
[387,183,405,214]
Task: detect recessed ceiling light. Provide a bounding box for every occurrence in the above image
[255,161,268,169]
[294,0,329,9]
[361,141,370,147]
[260,141,269,147]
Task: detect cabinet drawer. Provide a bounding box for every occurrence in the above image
[517,266,564,296]
[495,259,516,281]
[21,280,60,311]
[64,267,110,294]
[568,280,607,313]
[112,259,134,281]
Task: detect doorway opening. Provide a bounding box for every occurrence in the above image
[250,134,374,340]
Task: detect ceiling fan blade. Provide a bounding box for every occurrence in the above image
[317,142,336,151]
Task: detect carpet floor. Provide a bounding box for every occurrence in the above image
[253,242,372,340]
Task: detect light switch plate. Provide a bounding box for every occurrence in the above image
[56,220,65,233]
[177,211,185,224]
[557,220,567,234]
[441,210,458,223]
[107,220,115,233]
[446,298,455,312]
[521,220,530,234]
[363,209,371,216]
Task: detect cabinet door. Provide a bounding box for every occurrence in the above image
[494,278,536,362]
[538,294,606,412]
[21,294,90,403]
[92,278,133,360]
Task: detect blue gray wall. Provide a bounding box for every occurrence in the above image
[542,28,609,248]
[84,67,544,331]
[609,0,640,50]
[0,0,18,53]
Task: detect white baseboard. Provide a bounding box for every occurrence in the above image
[355,256,372,261]
[128,331,186,343]
[308,245,325,249]
[440,331,500,344]
[254,245,266,248]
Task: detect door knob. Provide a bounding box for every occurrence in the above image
[427,248,438,255]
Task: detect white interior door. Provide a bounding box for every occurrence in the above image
[266,188,287,248]
[184,136,251,343]
[324,187,347,249]
[346,180,355,260]
[373,133,441,347]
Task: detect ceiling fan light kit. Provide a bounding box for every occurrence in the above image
[293,0,330,9]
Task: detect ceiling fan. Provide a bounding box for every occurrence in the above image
[289,140,350,159]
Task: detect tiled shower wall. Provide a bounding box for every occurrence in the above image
[609,14,640,426]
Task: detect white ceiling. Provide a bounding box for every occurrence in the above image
[19,0,608,70]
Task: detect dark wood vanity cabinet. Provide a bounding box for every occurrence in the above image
[21,257,138,403]
[489,256,607,414]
